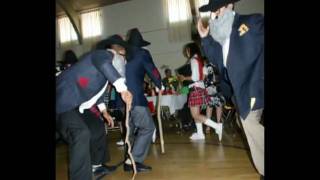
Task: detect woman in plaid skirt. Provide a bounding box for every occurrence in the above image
[203,62,225,135]
[182,43,223,141]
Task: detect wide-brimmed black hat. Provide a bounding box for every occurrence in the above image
[127,28,150,47]
[96,34,129,50]
[199,0,240,13]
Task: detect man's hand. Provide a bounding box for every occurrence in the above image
[120,90,133,110]
[177,75,192,82]
[102,110,114,128]
[197,18,209,38]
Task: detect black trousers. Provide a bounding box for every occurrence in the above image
[81,109,109,165]
[178,102,195,131]
[110,109,126,139]
[56,108,110,180]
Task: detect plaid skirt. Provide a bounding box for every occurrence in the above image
[188,87,211,107]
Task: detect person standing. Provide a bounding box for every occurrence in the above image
[123,28,162,172]
[56,35,133,180]
[197,0,264,177]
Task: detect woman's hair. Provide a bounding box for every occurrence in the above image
[62,50,78,65]
[182,42,202,59]
[164,68,171,74]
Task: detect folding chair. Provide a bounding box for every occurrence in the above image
[221,103,240,135]
[222,104,236,124]
[104,109,122,134]
[161,106,182,130]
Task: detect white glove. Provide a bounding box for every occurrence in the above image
[155,85,165,93]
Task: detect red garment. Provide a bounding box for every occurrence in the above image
[195,56,204,80]
[163,89,173,95]
[147,101,156,114]
[89,106,101,118]
[188,87,211,107]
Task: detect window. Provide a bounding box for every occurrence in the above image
[195,0,210,18]
[164,0,192,42]
[167,0,192,23]
[58,16,78,43]
[81,9,102,38]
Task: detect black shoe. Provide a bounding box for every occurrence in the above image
[123,162,152,172]
[93,164,117,180]
[102,164,117,172]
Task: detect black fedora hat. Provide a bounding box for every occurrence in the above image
[199,0,240,13]
[127,28,150,47]
[96,34,129,50]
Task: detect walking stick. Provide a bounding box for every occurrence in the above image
[157,90,165,154]
[124,103,137,180]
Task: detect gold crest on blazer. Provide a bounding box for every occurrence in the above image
[238,24,249,36]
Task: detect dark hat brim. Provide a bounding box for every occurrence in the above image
[199,4,213,12]
[199,0,240,12]
[127,28,151,47]
[96,38,130,50]
[128,39,151,47]
[141,40,151,47]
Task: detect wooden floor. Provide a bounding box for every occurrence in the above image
[56,125,260,180]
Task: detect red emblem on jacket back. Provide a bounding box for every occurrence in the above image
[78,77,89,88]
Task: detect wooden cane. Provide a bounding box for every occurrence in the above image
[124,103,137,180]
[157,90,165,154]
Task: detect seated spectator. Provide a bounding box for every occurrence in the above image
[162,68,179,94]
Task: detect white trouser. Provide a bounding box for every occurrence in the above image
[240,109,264,176]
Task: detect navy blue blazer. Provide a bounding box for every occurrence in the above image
[201,13,264,120]
[125,47,162,107]
[56,50,122,114]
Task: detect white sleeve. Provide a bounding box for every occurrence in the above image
[191,58,200,82]
[113,77,127,92]
[97,103,107,112]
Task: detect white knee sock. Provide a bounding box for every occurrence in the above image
[204,118,218,130]
[196,122,204,135]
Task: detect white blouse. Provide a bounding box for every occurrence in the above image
[189,55,205,89]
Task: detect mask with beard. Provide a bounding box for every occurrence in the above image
[209,8,235,45]
[108,49,126,77]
